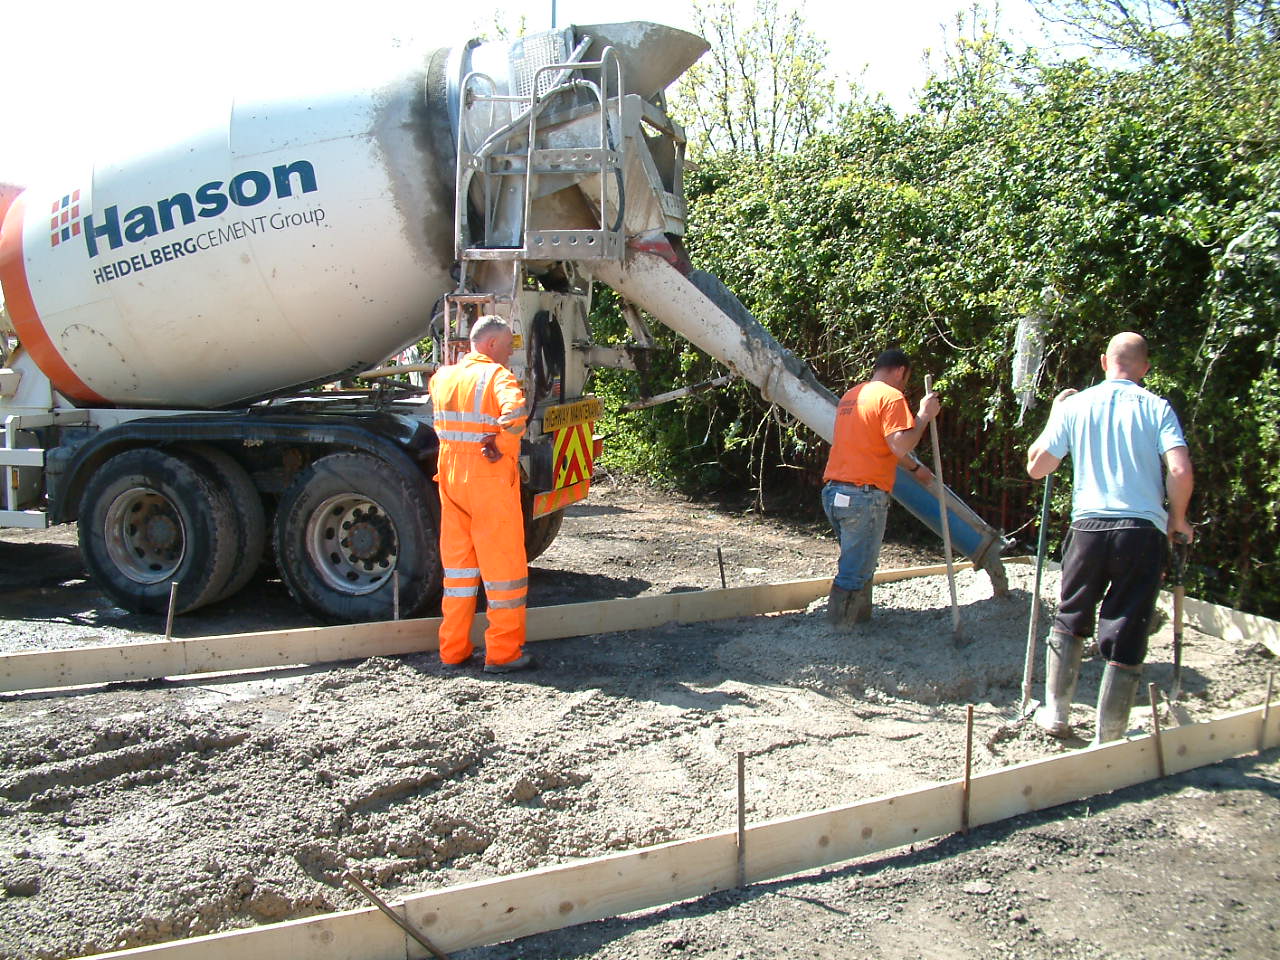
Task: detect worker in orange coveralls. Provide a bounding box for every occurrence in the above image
[428,315,534,673]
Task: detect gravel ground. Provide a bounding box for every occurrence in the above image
[0,475,1276,959]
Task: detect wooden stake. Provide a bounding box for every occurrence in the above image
[962,704,974,834]
[736,751,746,887]
[344,872,451,960]
[924,375,960,641]
[1149,683,1166,778]
[163,581,180,642]
[717,547,727,590]
[1260,672,1274,755]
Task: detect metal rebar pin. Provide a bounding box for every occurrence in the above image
[344,871,451,960]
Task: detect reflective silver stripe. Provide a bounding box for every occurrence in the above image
[503,423,523,435]
[487,596,527,609]
[498,405,527,423]
[444,567,481,579]
[484,577,528,591]
[473,368,494,415]
[437,410,499,426]
[436,430,486,443]
[444,585,479,598]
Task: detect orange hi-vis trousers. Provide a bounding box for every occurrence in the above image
[430,352,529,666]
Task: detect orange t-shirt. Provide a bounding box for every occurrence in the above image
[822,380,914,491]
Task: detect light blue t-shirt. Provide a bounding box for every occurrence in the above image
[1040,379,1187,528]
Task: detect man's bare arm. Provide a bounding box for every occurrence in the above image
[1025,388,1077,479]
[1164,445,1194,542]
[885,390,940,460]
[1026,439,1061,480]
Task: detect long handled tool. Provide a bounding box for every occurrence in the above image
[924,375,961,643]
[1169,532,1191,701]
[1017,474,1055,718]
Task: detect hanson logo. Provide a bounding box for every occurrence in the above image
[79,160,318,259]
[50,190,83,247]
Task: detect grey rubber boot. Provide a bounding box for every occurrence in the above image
[1094,661,1143,744]
[826,586,853,625]
[852,582,872,623]
[1034,631,1084,738]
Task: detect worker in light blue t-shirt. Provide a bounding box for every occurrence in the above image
[1026,332,1195,744]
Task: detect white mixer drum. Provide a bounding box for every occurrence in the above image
[0,58,456,408]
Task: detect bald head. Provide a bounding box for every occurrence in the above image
[1102,332,1150,382]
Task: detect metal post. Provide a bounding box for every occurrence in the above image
[345,872,451,960]
[164,581,180,641]
[961,705,974,834]
[736,751,746,887]
[1149,684,1167,778]
[1260,672,1274,755]
[393,574,400,621]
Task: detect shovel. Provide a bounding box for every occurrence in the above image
[1015,473,1055,720]
[1165,532,1193,724]
[924,375,962,644]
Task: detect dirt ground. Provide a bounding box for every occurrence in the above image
[0,473,1277,960]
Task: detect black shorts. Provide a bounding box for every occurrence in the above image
[1054,518,1168,666]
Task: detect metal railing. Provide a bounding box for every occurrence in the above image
[454,43,625,262]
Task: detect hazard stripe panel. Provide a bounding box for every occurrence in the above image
[552,421,595,488]
[531,479,591,519]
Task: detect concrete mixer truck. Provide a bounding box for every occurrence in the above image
[0,21,1008,622]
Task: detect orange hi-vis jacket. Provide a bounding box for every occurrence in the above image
[429,352,529,666]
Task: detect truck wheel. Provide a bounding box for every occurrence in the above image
[273,452,441,623]
[180,445,266,604]
[78,449,239,614]
[524,509,565,561]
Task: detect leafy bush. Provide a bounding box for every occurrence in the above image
[596,27,1280,616]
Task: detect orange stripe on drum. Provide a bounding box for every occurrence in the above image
[0,193,109,406]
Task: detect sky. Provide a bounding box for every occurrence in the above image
[0,0,1058,188]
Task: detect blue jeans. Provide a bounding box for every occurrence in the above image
[822,481,890,591]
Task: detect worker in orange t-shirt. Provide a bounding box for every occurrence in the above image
[821,349,940,626]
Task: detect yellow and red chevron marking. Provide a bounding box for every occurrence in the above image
[553,421,594,488]
[531,479,590,518]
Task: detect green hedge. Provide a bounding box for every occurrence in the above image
[591,47,1280,618]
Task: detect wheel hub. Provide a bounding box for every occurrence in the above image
[307,494,399,595]
[104,487,186,584]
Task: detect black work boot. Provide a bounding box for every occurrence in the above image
[483,654,537,674]
[1094,661,1142,744]
[1034,631,1084,738]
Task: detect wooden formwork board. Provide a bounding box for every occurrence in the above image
[83,701,1279,960]
[1178,595,1280,659]
[0,562,974,694]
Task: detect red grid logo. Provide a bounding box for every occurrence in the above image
[49,190,82,247]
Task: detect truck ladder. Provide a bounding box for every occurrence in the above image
[454,41,626,262]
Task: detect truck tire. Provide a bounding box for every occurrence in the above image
[524,509,565,561]
[78,449,240,614]
[179,445,266,604]
[273,452,441,623]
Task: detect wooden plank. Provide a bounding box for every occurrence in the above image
[86,906,405,959]
[82,702,1276,959]
[0,562,970,694]
[0,619,441,694]
[1177,595,1280,658]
